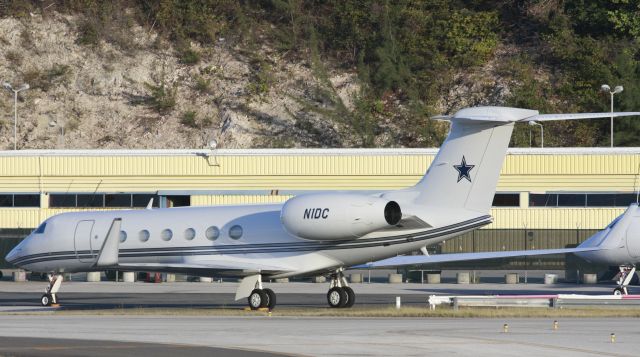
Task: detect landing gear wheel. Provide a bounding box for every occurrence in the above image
[343,287,355,308]
[41,293,52,307]
[248,289,268,310]
[327,287,348,308]
[613,287,627,296]
[263,288,277,310]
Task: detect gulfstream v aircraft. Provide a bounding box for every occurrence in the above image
[5,107,640,309]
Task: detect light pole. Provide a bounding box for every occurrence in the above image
[529,121,544,148]
[601,84,623,147]
[3,82,30,150]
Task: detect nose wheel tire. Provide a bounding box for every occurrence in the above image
[327,287,348,308]
[41,294,52,307]
[613,287,627,295]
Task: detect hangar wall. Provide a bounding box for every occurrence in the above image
[0,148,638,269]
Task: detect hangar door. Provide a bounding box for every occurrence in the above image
[74,220,95,263]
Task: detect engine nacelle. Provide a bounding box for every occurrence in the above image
[280,193,402,240]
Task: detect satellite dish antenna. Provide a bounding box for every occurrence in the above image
[208,139,218,150]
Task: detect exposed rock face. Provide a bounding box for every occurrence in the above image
[0,12,509,150]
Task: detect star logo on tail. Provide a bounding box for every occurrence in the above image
[453,156,475,183]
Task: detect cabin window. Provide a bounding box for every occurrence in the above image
[119,231,127,243]
[139,229,150,242]
[161,229,173,241]
[184,228,196,240]
[229,225,243,240]
[205,226,220,240]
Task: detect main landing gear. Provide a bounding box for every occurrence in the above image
[613,266,636,295]
[247,278,277,311]
[41,274,63,306]
[327,270,355,308]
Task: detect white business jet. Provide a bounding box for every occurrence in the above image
[5,107,640,309]
[364,202,640,296]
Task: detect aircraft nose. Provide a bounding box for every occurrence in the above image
[5,245,20,265]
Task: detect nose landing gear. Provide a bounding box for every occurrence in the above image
[41,274,63,306]
[327,269,355,308]
[613,266,636,295]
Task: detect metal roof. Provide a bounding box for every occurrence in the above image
[1,147,640,157]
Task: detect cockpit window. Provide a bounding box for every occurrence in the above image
[34,222,47,234]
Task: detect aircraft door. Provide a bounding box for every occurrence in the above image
[74,220,96,263]
[626,220,640,258]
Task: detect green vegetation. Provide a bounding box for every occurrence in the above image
[22,64,71,92]
[143,81,177,114]
[6,1,640,147]
[178,46,200,65]
[180,110,198,128]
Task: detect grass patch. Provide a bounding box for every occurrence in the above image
[7,306,640,318]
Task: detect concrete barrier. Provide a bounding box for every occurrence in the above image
[505,273,519,284]
[275,278,289,283]
[312,276,326,283]
[350,273,362,283]
[122,272,135,283]
[164,273,176,283]
[86,272,101,282]
[199,277,213,283]
[388,273,403,284]
[544,273,558,284]
[583,273,598,284]
[427,273,441,284]
[456,272,470,284]
[12,271,26,282]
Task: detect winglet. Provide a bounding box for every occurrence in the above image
[94,218,122,267]
[146,198,154,210]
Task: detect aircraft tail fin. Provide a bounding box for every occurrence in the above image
[411,107,640,215]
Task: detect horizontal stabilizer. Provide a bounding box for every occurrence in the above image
[528,112,640,122]
[431,107,640,123]
[357,247,602,268]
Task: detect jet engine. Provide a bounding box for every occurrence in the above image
[280,193,402,240]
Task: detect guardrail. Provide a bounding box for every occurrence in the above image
[427,294,640,309]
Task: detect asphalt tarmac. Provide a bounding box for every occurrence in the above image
[0,336,290,357]
[0,281,617,309]
[0,282,636,356]
[0,316,638,357]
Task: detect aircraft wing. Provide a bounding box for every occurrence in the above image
[357,247,602,268]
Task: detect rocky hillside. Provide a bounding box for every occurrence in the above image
[0,13,362,149]
[0,2,639,149]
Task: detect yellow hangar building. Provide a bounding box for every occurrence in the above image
[1,147,639,273]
